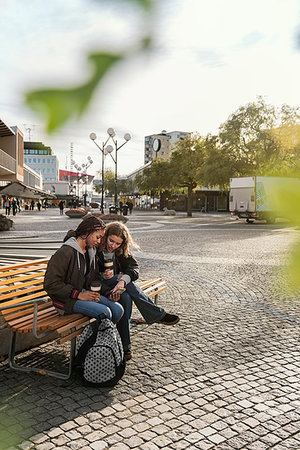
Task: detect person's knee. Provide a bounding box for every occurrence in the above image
[113,303,124,323]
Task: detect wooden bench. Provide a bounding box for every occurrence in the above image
[0,258,166,380]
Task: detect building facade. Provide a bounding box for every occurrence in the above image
[144,130,191,164]
[0,120,24,185]
[24,141,59,181]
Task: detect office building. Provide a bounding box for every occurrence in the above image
[24,141,59,181]
[144,130,191,164]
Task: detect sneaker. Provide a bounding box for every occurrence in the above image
[158,313,180,325]
[124,350,133,361]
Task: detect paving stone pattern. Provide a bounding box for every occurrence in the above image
[0,212,299,449]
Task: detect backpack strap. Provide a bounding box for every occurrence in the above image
[73,314,105,367]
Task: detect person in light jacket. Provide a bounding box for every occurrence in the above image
[97,222,180,360]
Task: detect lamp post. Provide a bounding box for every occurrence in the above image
[106,128,131,209]
[89,131,113,213]
[72,157,93,206]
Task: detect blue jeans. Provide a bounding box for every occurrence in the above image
[73,295,123,323]
[104,276,166,325]
[102,276,133,352]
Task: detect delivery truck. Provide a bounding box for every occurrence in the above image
[229,176,300,223]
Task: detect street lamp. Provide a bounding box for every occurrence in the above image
[72,157,93,206]
[89,131,113,213]
[105,128,131,209]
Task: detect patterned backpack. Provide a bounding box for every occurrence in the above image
[74,317,126,387]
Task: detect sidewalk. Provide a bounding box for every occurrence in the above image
[0,210,299,449]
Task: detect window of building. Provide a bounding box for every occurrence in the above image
[38,158,40,163]
[47,168,50,172]
[43,158,45,163]
[47,159,50,164]
[33,158,36,163]
[28,158,32,163]
[24,158,27,163]
[52,168,55,173]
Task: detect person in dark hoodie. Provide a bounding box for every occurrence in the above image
[44,215,124,325]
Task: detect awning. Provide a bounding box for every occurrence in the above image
[0,119,15,137]
[0,181,56,199]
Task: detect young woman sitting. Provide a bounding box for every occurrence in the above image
[97,221,180,361]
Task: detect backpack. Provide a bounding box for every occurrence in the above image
[74,316,126,387]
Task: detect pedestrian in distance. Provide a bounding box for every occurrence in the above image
[127,200,133,214]
[97,221,180,361]
[59,200,65,215]
[30,200,35,210]
[44,215,125,331]
[4,198,11,215]
[12,198,17,216]
[37,201,42,211]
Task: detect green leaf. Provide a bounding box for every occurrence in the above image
[95,0,154,10]
[285,239,300,291]
[270,175,300,291]
[25,52,122,133]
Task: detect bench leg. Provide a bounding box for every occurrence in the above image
[9,331,76,380]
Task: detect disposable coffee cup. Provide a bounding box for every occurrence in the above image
[90,281,101,292]
[104,260,114,275]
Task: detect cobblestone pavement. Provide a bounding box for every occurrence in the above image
[0,210,299,449]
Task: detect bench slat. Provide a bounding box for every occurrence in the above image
[0,284,45,301]
[58,326,89,344]
[7,306,56,328]
[0,272,46,287]
[55,316,91,334]
[0,277,45,294]
[13,312,84,333]
[137,278,163,289]
[47,314,86,331]
[0,259,49,272]
[0,291,49,310]
[0,301,53,321]
[10,309,58,332]
[147,286,166,298]
[0,264,47,279]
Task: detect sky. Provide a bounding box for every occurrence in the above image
[0,0,299,177]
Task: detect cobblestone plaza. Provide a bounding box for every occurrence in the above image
[0,210,299,449]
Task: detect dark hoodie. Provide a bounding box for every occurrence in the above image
[44,237,99,314]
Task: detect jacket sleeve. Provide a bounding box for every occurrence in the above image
[117,253,139,282]
[44,247,80,302]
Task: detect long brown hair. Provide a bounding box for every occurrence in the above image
[98,221,139,257]
[63,215,105,242]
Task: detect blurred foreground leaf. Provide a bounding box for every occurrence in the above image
[25,52,122,133]
[271,176,300,291]
[286,239,300,290]
[95,0,154,10]
[271,178,300,226]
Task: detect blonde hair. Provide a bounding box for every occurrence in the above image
[98,221,139,257]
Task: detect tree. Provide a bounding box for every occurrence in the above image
[94,168,136,198]
[135,158,171,208]
[168,134,206,217]
[94,168,115,197]
[202,98,300,188]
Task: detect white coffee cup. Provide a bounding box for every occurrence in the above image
[104,260,114,275]
[90,281,101,292]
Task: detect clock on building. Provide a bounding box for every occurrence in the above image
[153,138,161,152]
